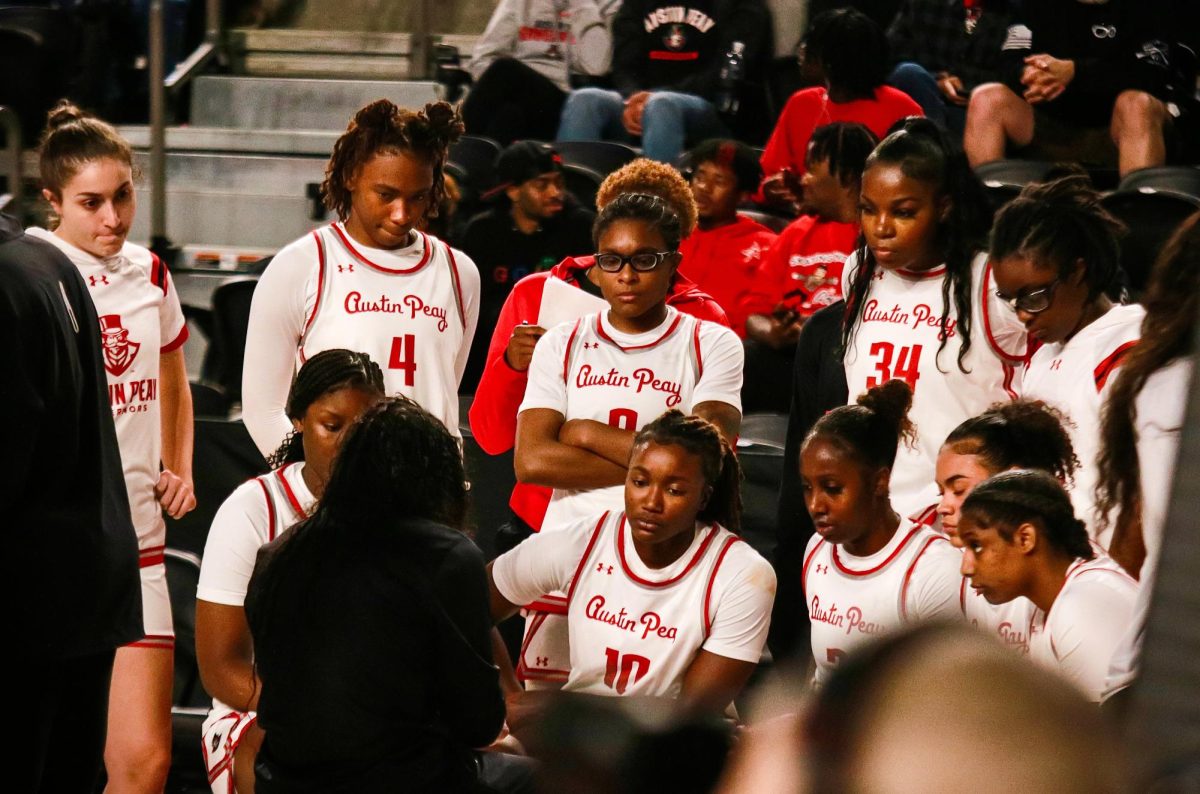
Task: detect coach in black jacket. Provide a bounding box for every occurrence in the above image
[1,213,142,792]
[556,0,770,164]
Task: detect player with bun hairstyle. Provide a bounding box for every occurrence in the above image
[958,470,1137,702]
[30,99,195,793]
[934,400,1080,653]
[991,175,1142,549]
[243,99,480,457]
[491,410,775,716]
[841,117,1027,523]
[196,350,383,793]
[800,380,962,686]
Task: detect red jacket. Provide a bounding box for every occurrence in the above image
[744,215,859,319]
[677,215,778,337]
[468,255,729,529]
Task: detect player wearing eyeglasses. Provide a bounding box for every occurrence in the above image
[512,192,744,689]
[990,176,1143,550]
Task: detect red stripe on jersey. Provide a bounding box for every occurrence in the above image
[895,264,947,279]
[910,504,938,528]
[831,526,922,576]
[594,313,683,352]
[562,319,583,384]
[649,51,699,61]
[1094,340,1138,392]
[127,634,176,649]
[959,575,967,615]
[691,319,704,381]
[139,546,166,568]
[981,260,1028,364]
[160,324,189,353]
[276,464,306,518]
[703,536,742,636]
[801,538,825,598]
[515,612,571,682]
[444,242,467,331]
[256,477,277,541]
[1001,361,1017,400]
[899,535,948,620]
[524,598,569,615]
[299,231,327,364]
[565,511,611,606]
[330,223,433,274]
[149,253,169,295]
[617,516,719,587]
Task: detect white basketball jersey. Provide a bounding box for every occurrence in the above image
[27,229,187,550]
[961,580,1033,654]
[562,511,750,698]
[843,252,1027,520]
[803,524,963,685]
[522,307,743,529]
[1022,303,1144,548]
[301,223,471,437]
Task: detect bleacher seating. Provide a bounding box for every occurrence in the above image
[1102,190,1200,295]
[551,140,641,177]
[561,162,604,210]
[210,278,259,404]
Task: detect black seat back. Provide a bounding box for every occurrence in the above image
[210,278,258,403]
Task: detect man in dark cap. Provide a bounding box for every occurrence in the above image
[460,141,595,390]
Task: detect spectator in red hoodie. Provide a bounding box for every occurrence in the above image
[678,139,778,337]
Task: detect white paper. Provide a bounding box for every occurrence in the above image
[536,276,609,330]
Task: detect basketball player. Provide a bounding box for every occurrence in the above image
[990,176,1144,548]
[31,100,195,793]
[800,380,962,686]
[934,400,1080,653]
[512,193,743,688]
[197,350,384,793]
[491,411,775,713]
[242,100,479,456]
[958,470,1138,702]
[841,118,1027,521]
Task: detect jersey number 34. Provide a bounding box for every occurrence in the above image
[866,342,922,391]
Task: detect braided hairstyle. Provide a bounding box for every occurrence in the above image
[267,349,386,469]
[1096,211,1200,534]
[990,175,1125,301]
[961,470,1094,561]
[632,410,743,532]
[807,121,878,188]
[841,117,992,372]
[944,400,1079,486]
[321,99,464,222]
[682,138,763,193]
[805,379,915,472]
[593,192,685,252]
[595,158,699,237]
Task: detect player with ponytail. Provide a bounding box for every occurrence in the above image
[958,470,1137,702]
[490,409,775,716]
[800,379,963,686]
[243,99,480,458]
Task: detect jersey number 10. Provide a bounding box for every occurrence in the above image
[604,648,651,694]
[866,342,922,390]
[388,334,417,386]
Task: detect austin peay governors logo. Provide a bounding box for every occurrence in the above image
[664,24,687,50]
[99,314,140,377]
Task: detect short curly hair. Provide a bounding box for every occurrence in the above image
[596,158,698,237]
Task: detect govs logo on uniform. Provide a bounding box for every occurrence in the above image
[99,314,140,377]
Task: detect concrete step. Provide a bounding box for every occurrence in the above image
[119,125,339,155]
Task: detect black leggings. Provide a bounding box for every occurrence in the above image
[462,58,568,145]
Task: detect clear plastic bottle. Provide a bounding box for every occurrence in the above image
[716,41,746,116]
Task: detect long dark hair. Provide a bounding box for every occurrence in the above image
[961,470,1094,561]
[841,118,992,372]
[1096,212,1200,534]
[943,400,1079,486]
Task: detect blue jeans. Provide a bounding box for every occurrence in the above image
[556,88,728,164]
[887,62,966,135]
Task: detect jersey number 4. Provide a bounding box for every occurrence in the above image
[866,342,922,390]
[604,648,651,694]
[388,334,417,386]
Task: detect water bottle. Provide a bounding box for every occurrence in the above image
[717,41,745,116]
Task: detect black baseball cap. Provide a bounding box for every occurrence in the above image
[483,141,563,199]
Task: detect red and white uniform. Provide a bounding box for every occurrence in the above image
[521,306,743,529]
[242,223,481,455]
[843,252,1027,520]
[197,462,315,794]
[1022,303,1144,548]
[1028,554,1138,702]
[493,511,775,697]
[28,227,188,645]
[961,580,1033,655]
[803,523,963,686]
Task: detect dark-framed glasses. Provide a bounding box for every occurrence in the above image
[594,251,675,272]
[997,279,1060,314]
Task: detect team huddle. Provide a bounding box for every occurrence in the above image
[30,94,1196,791]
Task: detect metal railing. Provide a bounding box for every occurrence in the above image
[0,105,21,217]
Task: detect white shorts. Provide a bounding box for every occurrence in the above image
[518,607,569,691]
[124,557,174,649]
[201,708,258,794]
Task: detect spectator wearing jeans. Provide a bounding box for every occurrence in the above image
[886,0,1012,134]
[557,0,770,164]
[964,0,1175,177]
[464,0,621,145]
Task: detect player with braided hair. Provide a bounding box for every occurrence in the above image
[197,349,384,793]
[800,380,963,686]
[243,99,479,457]
[490,409,774,716]
[958,470,1137,701]
[991,175,1143,548]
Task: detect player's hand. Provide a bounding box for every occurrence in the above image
[156,469,197,518]
[1021,55,1074,105]
[484,721,527,756]
[761,170,800,212]
[504,324,546,372]
[936,72,968,106]
[622,91,651,136]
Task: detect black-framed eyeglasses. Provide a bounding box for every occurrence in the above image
[997,279,1060,314]
[594,251,675,272]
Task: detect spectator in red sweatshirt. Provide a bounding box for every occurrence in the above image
[677,139,778,338]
